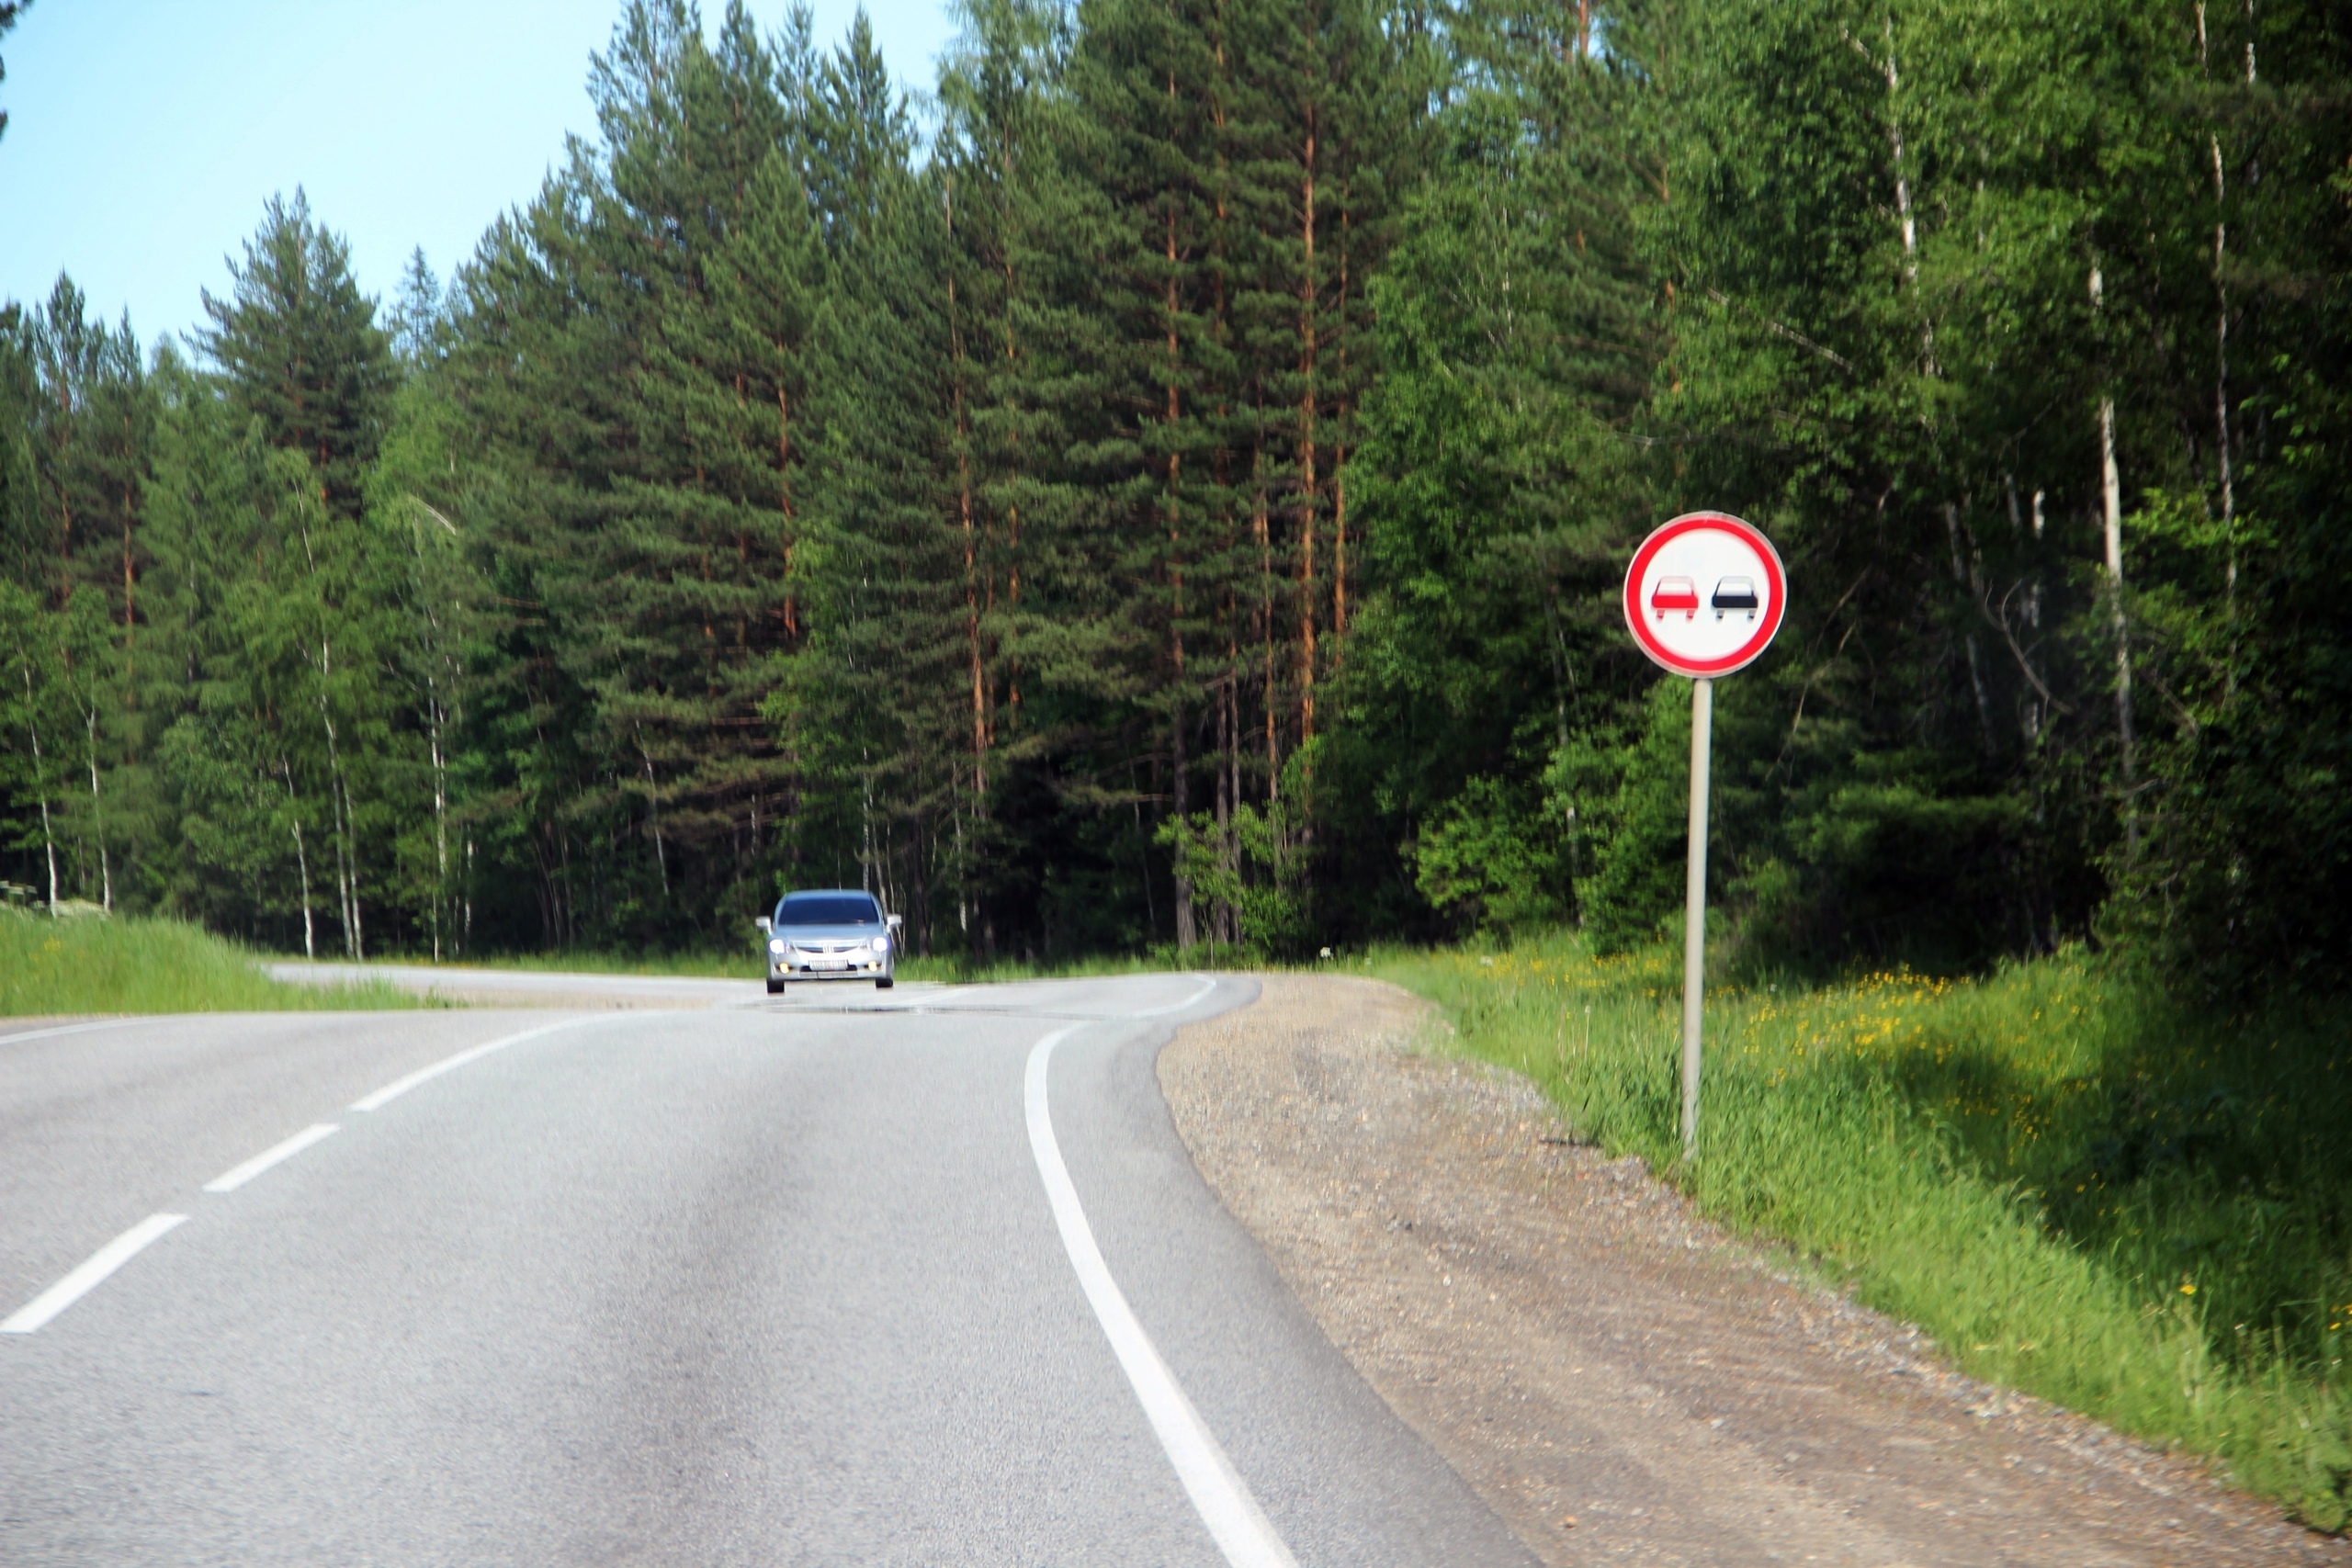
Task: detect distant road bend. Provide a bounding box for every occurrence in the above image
[0,974,1533,1566]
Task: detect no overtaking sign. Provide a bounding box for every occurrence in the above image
[1623,512,1787,678]
[1622,512,1786,1159]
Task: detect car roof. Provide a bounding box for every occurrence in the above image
[781,888,871,899]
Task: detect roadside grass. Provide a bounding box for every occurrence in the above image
[1370,933,2352,1532]
[0,913,414,1015]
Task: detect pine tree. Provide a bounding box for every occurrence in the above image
[195,190,396,524]
[934,0,1077,948]
[1036,0,1413,952]
[583,0,802,929]
[0,0,30,143]
[786,17,971,940]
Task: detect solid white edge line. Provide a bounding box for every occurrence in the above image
[350,1018,595,1111]
[201,1122,341,1193]
[1023,1023,1298,1568]
[0,1017,152,1048]
[1,1213,187,1334]
[1124,974,1219,1019]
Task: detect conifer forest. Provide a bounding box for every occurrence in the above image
[2,0,2346,986]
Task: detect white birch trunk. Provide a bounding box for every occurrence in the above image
[428,690,447,963]
[2094,258,2139,852]
[281,756,314,961]
[2101,395,2137,795]
[638,731,669,898]
[24,668,58,914]
[85,706,111,913]
[1876,18,1991,746]
[315,638,363,962]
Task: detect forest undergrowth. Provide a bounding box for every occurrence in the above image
[0,914,414,1015]
[1372,935,2352,1532]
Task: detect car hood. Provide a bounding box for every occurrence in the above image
[771,923,885,943]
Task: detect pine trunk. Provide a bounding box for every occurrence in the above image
[1295,107,1318,752]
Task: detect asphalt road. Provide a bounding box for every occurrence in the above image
[0,976,1534,1566]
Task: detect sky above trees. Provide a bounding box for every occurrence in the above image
[0,0,954,343]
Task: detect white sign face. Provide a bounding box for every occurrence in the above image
[1622,512,1787,677]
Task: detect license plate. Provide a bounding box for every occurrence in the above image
[813,959,848,971]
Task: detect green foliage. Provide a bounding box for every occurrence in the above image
[1380,934,2352,1530]
[1157,782,1313,959]
[2,0,2347,998]
[1409,775,1566,937]
[0,912,413,1014]
[194,189,395,522]
[1556,680,1693,953]
[5,10,2346,1497]
[0,1,27,143]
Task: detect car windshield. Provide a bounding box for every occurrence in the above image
[776,894,881,927]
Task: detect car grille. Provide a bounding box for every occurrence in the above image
[777,937,878,973]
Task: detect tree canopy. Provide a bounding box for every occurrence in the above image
[3,0,2346,996]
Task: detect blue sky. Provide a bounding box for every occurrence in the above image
[0,0,956,349]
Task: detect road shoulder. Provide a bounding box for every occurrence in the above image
[1159,972,2346,1568]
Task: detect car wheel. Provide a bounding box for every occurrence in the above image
[876,976,894,990]
[766,978,786,995]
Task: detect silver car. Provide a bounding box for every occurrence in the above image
[757,889,900,993]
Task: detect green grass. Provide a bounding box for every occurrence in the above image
[1370,933,2352,1532]
[0,913,415,1014]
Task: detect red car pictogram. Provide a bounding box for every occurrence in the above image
[1650,576,1700,619]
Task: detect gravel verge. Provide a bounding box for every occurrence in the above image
[1159,972,2347,1568]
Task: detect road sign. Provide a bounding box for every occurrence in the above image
[1622,512,1786,678]
[1620,511,1785,1160]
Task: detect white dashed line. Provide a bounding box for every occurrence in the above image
[1023,1021,1297,1568]
[2,1213,187,1334]
[350,1018,597,1111]
[202,1122,341,1193]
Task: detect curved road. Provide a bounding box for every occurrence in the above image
[0,975,1533,1566]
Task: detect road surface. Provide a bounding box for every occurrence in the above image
[0,975,1533,1566]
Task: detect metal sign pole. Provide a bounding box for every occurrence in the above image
[1623,511,1781,1162]
[1680,676,1713,1159]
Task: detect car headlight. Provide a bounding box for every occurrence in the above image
[768,938,786,954]
[871,934,889,954]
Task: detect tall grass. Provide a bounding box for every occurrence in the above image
[1373,934,2352,1531]
[0,914,413,1014]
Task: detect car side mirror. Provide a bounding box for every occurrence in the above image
[887,914,903,932]
[754,916,772,933]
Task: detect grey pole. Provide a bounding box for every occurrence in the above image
[1680,676,1713,1159]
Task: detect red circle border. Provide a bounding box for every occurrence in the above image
[1621,512,1787,677]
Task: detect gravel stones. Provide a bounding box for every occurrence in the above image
[1158,973,2346,1568]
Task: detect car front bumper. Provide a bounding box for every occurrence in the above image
[769,953,893,979]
